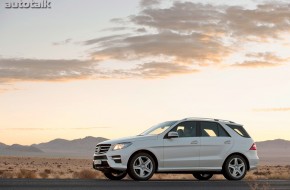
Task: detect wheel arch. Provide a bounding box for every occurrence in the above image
[223,152,250,171]
[127,149,159,172]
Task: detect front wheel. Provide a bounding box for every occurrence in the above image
[193,173,213,180]
[103,170,127,180]
[128,152,156,181]
[223,155,247,180]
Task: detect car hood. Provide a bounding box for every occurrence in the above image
[98,135,158,145]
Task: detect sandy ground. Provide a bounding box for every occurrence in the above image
[0,156,289,180]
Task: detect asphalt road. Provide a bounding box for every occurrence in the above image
[1,179,290,190]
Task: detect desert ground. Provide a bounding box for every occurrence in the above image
[0,156,289,180]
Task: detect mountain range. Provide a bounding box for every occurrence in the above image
[0,137,289,165]
[0,136,107,158]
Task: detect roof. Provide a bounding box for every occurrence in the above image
[181,117,237,124]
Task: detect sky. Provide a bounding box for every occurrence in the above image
[0,0,290,145]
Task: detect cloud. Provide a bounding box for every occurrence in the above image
[132,2,290,40]
[225,3,290,40]
[108,61,199,79]
[233,52,288,68]
[253,107,290,112]
[132,2,225,33]
[133,61,198,78]
[83,34,130,46]
[0,58,196,83]
[90,31,231,65]
[234,61,280,68]
[139,0,161,8]
[100,27,132,32]
[52,38,72,46]
[246,52,288,62]
[2,1,290,86]
[0,58,98,82]
[0,86,20,93]
[84,1,290,70]
[0,127,110,131]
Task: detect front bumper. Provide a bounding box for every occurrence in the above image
[92,150,132,171]
[92,155,111,171]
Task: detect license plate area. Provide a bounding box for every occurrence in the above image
[94,160,102,165]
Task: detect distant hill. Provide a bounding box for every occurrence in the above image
[0,143,43,157]
[0,142,7,148]
[256,139,290,165]
[256,139,290,149]
[33,136,107,157]
[0,136,107,158]
[5,144,43,152]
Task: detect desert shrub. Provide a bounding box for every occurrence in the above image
[72,169,99,179]
[58,171,64,175]
[17,169,37,178]
[0,171,14,178]
[269,173,290,180]
[253,170,271,176]
[39,171,49,178]
[44,169,51,174]
[38,169,53,178]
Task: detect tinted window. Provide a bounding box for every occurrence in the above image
[200,122,230,137]
[169,121,197,138]
[226,124,250,138]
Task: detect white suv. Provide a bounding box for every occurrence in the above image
[93,117,259,181]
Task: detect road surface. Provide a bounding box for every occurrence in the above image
[1,179,290,190]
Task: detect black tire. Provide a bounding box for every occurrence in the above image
[223,155,247,180]
[128,152,156,181]
[103,170,127,180]
[193,173,213,180]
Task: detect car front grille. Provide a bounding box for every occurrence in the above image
[95,144,111,154]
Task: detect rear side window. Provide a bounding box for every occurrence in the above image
[226,124,250,138]
[200,122,230,137]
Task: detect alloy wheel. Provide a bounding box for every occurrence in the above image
[228,157,246,178]
[133,156,153,178]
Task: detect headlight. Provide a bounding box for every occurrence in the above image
[112,142,132,151]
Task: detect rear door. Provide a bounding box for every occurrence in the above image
[199,121,233,169]
[163,121,200,170]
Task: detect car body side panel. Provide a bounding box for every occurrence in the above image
[162,137,200,169]
[199,137,233,168]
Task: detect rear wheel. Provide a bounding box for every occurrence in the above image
[193,173,213,180]
[223,155,247,180]
[103,170,127,180]
[128,152,156,181]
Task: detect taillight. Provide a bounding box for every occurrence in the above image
[249,143,257,150]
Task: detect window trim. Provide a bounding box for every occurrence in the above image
[198,121,231,137]
[163,121,198,139]
[226,124,250,138]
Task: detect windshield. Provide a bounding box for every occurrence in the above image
[139,121,177,136]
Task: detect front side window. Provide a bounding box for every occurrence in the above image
[139,121,177,136]
[200,121,230,137]
[169,121,197,138]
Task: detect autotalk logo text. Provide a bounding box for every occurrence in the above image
[5,0,52,9]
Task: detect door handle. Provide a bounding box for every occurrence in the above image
[191,140,198,144]
[224,140,231,144]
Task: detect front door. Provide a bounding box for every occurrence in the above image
[163,121,200,171]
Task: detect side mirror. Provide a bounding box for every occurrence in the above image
[168,131,179,138]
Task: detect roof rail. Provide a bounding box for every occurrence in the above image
[182,117,235,123]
